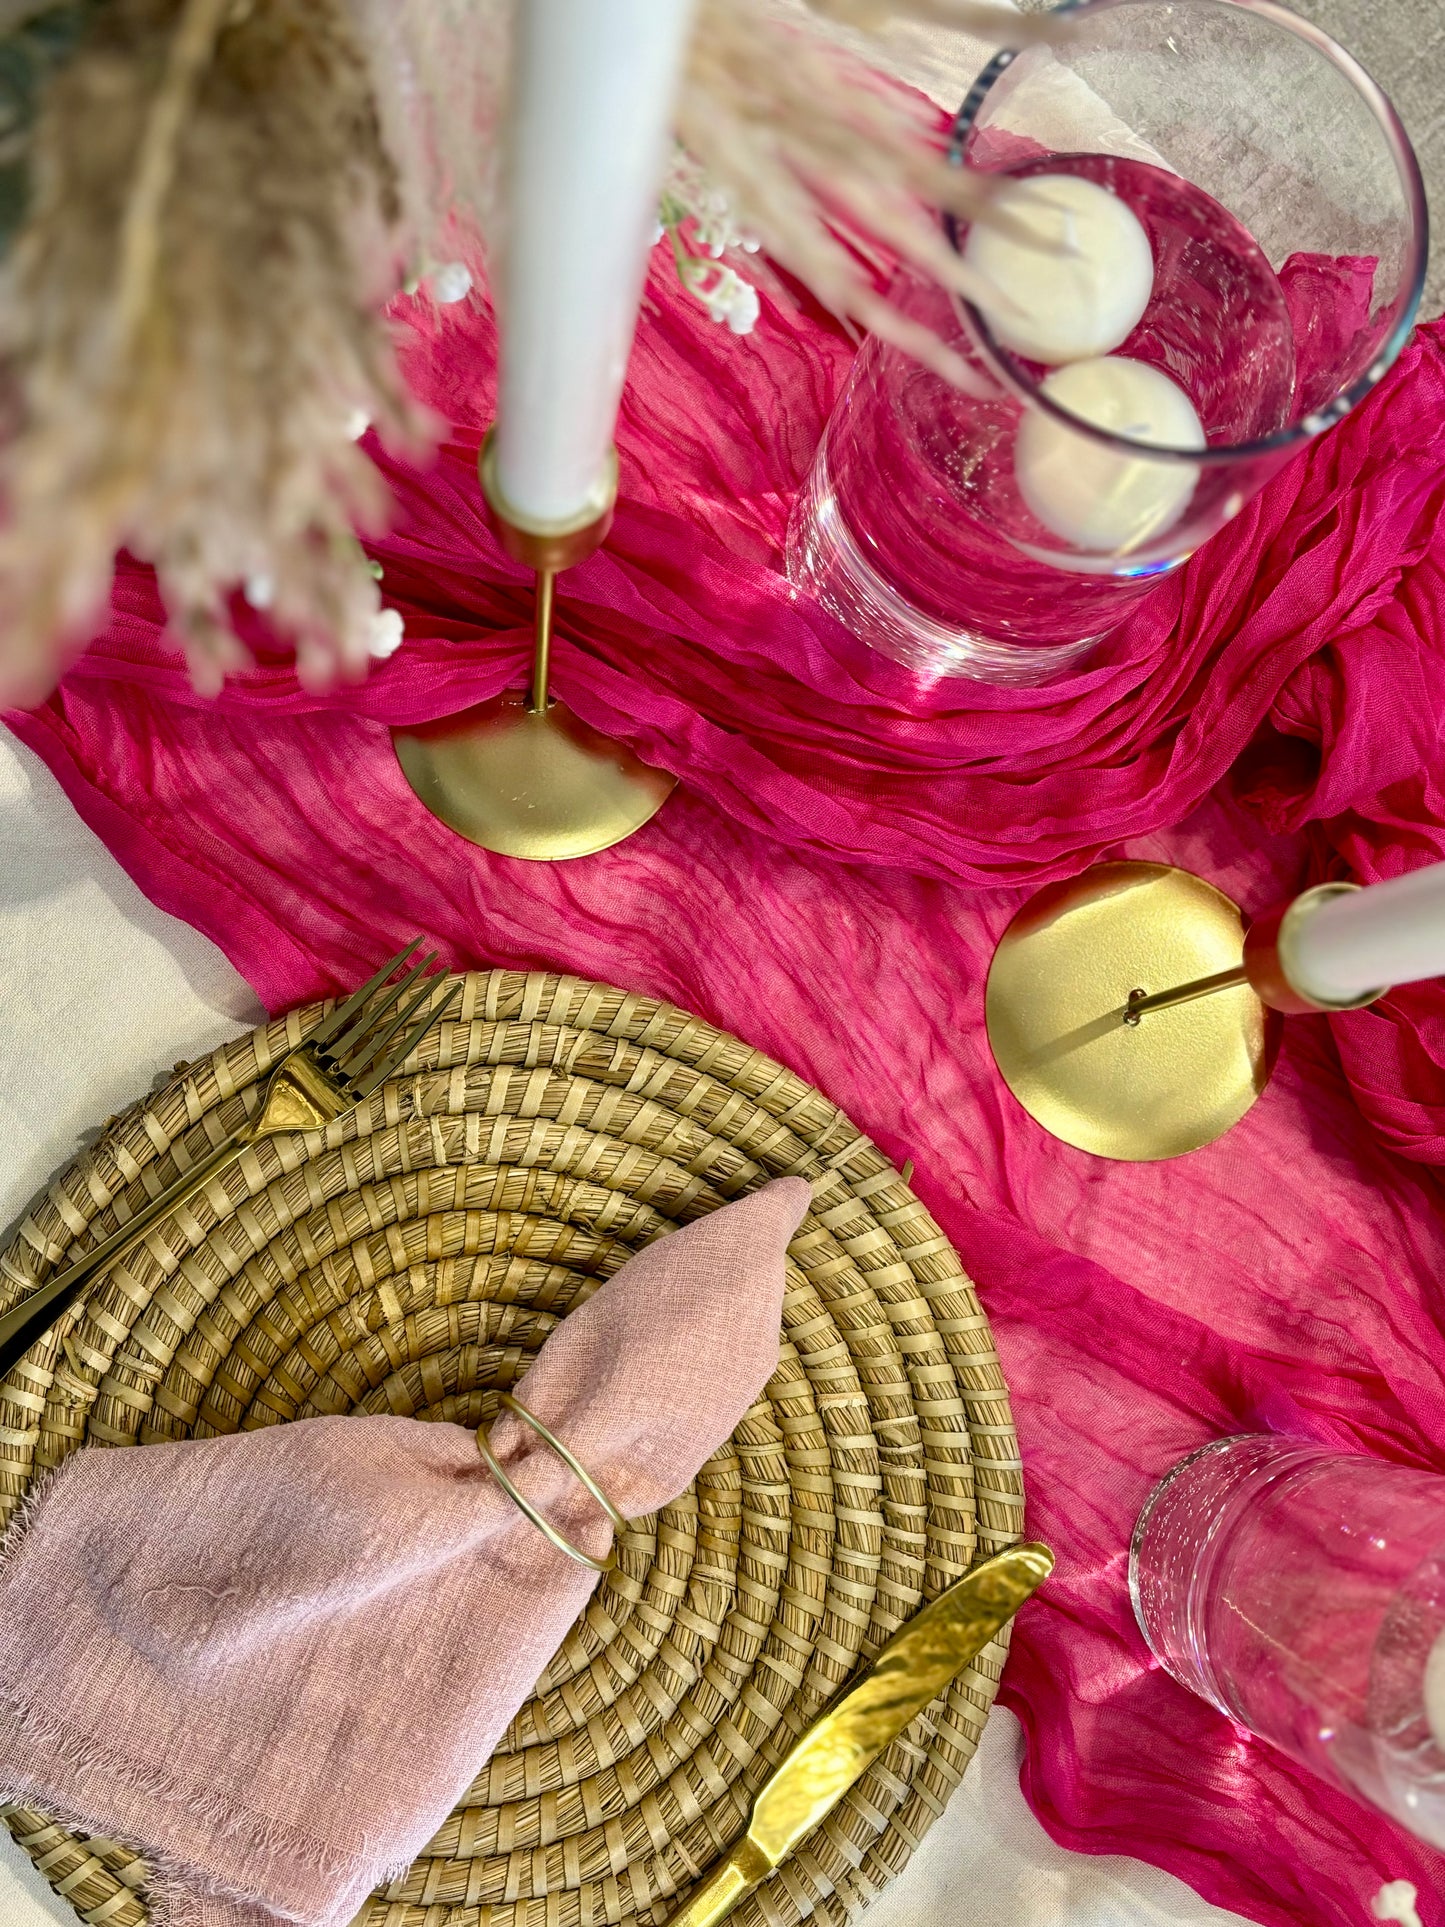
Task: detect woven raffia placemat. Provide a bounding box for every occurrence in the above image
[0,970,1024,1927]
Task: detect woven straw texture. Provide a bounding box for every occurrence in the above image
[0,970,1024,1927]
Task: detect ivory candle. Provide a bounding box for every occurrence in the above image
[1424,1628,1445,1752]
[964,173,1155,364]
[494,0,696,525]
[1014,356,1204,551]
[1286,864,1445,1004]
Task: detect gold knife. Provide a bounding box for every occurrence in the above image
[666,1540,1054,1927]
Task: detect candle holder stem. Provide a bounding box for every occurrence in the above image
[528,569,556,715]
[1123,964,1248,1025]
[391,434,675,861]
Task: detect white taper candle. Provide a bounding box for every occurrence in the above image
[495,0,697,526]
[1287,863,1445,1003]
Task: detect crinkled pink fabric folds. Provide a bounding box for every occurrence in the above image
[8,266,1445,1927]
[15,269,1445,1157]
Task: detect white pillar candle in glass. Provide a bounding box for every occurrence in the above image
[1014,356,1204,552]
[1424,1629,1445,1750]
[964,173,1155,364]
[1287,863,1445,1003]
[495,0,697,526]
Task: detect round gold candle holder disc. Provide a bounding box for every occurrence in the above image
[985,861,1280,1161]
[393,696,675,862]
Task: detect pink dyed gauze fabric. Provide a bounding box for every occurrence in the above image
[9,269,1445,1926]
[17,270,1445,1161]
[0,1182,811,1927]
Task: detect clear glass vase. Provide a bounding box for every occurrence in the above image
[1131,1436,1445,1847]
[786,0,1428,687]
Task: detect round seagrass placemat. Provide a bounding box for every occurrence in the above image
[0,970,1024,1927]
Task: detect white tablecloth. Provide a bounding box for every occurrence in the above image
[0,727,1244,1927]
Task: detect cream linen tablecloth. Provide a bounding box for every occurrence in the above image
[0,728,1251,1926]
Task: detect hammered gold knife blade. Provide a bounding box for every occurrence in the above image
[665,1541,1055,1927]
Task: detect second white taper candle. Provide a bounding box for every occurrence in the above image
[1287,863,1445,1003]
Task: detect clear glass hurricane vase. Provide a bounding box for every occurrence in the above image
[1131,1436,1445,1848]
[786,0,1428,686]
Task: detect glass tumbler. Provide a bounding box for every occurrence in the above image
[786,0,1428,686]
[1131,1435,1445,1846]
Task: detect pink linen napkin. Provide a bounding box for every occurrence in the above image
[0,1178,812,1927]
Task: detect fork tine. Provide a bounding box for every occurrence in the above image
[336,962,442,1077]
[307,940,423,1051]
[328,952,439,1068]
[355,981,463,1096]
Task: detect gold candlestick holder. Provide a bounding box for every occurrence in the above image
[392,433,675,861]
[984,863,1385,1162]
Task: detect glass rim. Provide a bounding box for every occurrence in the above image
[941,0,1431,467]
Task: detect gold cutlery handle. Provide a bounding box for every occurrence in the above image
[667,1841,770,1927]
[0,1128,246,1382]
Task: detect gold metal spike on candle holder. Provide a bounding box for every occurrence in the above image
[984,865,1384,1163]
[392,434,675,861]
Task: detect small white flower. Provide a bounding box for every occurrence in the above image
[660,153,765,325]
[1372,1884,1422,1927]
[243,571,274,610]
[698,268,733,319]
[368,607,405,660]
[701,266,760,335]
[693,183,742,258]
[651,219,666,247]
[345,407,370,442]
[431,260,472,305]
[724,278,760,335]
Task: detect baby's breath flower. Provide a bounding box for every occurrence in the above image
[658,151,763,338]
[368,607,405,659]
[430,260,472,304]
[701,265,760,334]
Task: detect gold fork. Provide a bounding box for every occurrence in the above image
[0,941,463,1383]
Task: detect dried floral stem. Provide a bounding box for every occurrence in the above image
[675,0,1050,384]
[113,0,230,345]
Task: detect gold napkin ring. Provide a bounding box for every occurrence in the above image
[476,1393,626,1574]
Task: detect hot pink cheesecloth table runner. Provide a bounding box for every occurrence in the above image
[0,1182,812,1927]
[8,266,1445,1926]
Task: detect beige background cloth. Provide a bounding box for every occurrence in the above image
[1280,0,1442,314]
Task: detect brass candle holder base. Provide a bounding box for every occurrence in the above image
[393,695,674,862]
[393,432,675,862]
[985,862,1280,1162]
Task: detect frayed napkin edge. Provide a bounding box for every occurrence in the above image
[0,1461,366,1927]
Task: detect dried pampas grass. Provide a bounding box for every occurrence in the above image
[0,0,421,701]
[0,0,1059,704]
[679,0,1047,385]
[356,0,505,280]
